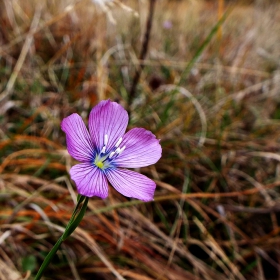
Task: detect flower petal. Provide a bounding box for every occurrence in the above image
[70,163,108,198]
[89,100,128,152]
[106,168,156,201]
[114,128,162,168]
[61,113,95,162]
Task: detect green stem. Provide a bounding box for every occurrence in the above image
[34,237,63,280]
[34,195,88,280]
[62,197,89,240]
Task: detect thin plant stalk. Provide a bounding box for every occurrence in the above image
[34,196,89,280]
[218,0,224,44]
[127,0,156,114]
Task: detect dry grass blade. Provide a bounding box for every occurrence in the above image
[1,0,280,279]
[0,3,42,103]
[74,228,126,280]
[194,217,246,280]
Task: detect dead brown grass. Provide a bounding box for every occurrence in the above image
[1,0,280,279]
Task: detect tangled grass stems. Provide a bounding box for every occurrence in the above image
[1,0,280,279]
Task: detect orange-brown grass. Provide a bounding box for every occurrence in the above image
[1,0,280,279]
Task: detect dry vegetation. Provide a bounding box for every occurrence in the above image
[1,0,280,279]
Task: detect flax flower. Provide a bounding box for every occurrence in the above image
[61,100,161,202]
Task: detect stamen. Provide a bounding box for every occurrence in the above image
[104,134,108,146]
[115,147,121,154]
[115,137,122,148]
[118,145,126,155]
[101,146,106,154]
[109,151,115,159]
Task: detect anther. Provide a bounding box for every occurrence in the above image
[115,137,122,148]
[101,146,106,154]
[104,134,108,146]
[109,151,115,159]
[118,146,126,155]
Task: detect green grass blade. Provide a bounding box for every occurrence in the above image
[178,6,233,86]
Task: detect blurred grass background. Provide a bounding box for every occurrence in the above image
[1,0,280,279]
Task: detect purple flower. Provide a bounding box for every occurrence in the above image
[61,100,162,202]
[163,20,173,30]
